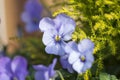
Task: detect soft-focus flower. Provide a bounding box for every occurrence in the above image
[65,39,94,73]
[33,58,57,80]
[60,55,74,73]
[21,0,42,33]
[39,14,76,55]
[0,56,28,80]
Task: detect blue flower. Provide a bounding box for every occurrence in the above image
[33,58,57,80]
[0,56,28,80]
[60,55,74,73]
[39,14,76,56]
[65,39,94,73]
[21,0,43,33]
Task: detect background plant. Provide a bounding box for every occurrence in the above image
[52,0,120,79]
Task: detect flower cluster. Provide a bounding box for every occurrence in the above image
[0,13,95,80]
[21,0,43,33]
[39,13,95,75]
[64,39,94,73]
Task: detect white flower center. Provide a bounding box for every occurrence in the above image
[55,35,61,41]
[80,55,86,62]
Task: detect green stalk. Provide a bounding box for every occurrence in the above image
[56,71,65,80]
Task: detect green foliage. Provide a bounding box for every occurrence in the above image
[99,73,118,80]
[53,0,120,79]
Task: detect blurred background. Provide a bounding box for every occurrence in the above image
[0,0,64,54]
[0,0,67,68]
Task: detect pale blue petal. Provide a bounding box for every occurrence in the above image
[85,50,94,62]
[59,23,75,41]
[53,14,75,41]
[78,39,94,53]
[45,42,57,55]
[72,60,84,74]
[39,17,55,32]
[54,14,76,28]
[45,42,65,56]
[65,41,78,54]
[42,29,57,45]
[68,51,79,64]
[82,61,92,72]
[62,33,72,41]
[55,14,75,40]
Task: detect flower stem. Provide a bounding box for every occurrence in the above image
[56,71,65,80]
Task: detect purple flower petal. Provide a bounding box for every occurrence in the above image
[48,58,57,77]
[60,55,68,68]
[34,71,48,80]
[21,12,32,23]
[0,73,11,80]
[62,33,72,41]
[11,56,28,80]
[25,23,39,33]
[33,65,48,71]
[82,62,92,72]
[39,18,55,32]
[68,51,80,64]
[56,14,75,41]
[45,42,65,56]
[78,39,94,53]
[60,55,74,73]
[59,24,75,41]
[33,58,57,80]
[72,60,84,73]
[65,41,78,54]
[42,29,57,45]
[0,57,11,73]
[21,0,42,33]
[25,0,42,15]
[44,71,49,80]
[85,50,94,62]
[54,14,76,29]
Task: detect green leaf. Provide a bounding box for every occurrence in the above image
[99,73,118,80]
[110,75,118,80]
[99,73,110,80]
